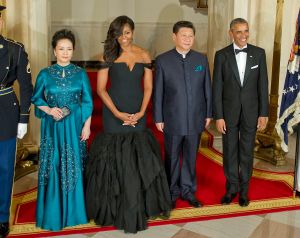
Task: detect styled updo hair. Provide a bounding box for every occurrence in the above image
[103,15,134,63]
[51,29,76,49]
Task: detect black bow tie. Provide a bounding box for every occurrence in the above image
[235,48,248,55]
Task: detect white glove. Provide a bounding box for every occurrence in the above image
[17,123,28,139]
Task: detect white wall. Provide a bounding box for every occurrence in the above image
[50,0,208,60]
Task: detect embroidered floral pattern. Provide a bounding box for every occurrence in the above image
[46,91,81,107]
[45,64,83,107]
[47,64,81,80]
[60,143,80,192]
[38,137,54,186]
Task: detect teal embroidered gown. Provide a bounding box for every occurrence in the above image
[31,63,93,231]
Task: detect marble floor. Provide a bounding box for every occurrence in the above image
[11,125,300,238]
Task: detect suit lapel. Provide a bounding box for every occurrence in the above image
[226,44,242,87]
[242,45,253,86]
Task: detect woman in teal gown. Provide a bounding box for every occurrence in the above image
[31,29,93,231]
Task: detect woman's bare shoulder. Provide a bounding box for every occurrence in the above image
[133,45,151,63]
[99,54,104,62]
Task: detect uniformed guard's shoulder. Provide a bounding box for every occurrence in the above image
[4,37,24,49]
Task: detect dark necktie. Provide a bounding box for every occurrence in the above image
[235,48,248,55]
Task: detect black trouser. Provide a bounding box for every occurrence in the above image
[164,133,201,201]
[222,116,256,196]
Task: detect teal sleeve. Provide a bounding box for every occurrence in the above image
[31,70,49,118]
[81,70,93,124]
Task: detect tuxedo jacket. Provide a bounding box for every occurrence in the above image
[0,36,33,141]
[212,43,269,127]
[153,49,212,135]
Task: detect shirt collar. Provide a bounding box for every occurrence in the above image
[233,43,247,50]
[175,48,191,59]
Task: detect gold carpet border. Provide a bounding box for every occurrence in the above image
[9,134,298,236]
[9,223,97,236]
[200,148,294,188]
[9,196,300,236]
[10,190,38,227]
[166,197,300,220]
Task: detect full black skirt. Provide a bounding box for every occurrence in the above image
[85,129,171,233]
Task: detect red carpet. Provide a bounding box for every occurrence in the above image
[8,72,300,237]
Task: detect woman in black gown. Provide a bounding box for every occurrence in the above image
[85,15,171,233]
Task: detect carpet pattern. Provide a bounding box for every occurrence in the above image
[8,131,300,237]
[7,72,300,237]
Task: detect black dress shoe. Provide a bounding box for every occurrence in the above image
[187,197,202,208]
[239,196,250,207]
[295,191,300,197]
[221,193,237,205]
[0,222,9,238]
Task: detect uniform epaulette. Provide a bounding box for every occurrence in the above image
[4,37,24,48]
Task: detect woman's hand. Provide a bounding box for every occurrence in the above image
[116,111,142,127]
[116,111,135,125]
[123,112,144,127]
[131,111,144,122]
[48,107,63,121]
[81,124,91,141]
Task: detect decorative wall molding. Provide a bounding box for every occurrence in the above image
[51,20,207,28]
[51,21,208,60]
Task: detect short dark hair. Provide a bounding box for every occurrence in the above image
[230,18,248,29]
[173,21,195,34]
[51,29,75,49]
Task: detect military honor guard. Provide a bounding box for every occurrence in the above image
[0,5,33,238]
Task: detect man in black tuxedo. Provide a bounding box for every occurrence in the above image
[212,18,269,207]
[154,21,212,208]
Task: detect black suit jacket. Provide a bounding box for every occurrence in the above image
[154,49,212,135]
[212,44,269,127]
[0,36,33,141]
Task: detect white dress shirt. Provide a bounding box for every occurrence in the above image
[176,49,190,59]
[233,43,247,86]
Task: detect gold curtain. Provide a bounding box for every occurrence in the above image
[0,0,6,36]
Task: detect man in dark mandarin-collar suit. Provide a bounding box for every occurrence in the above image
[154,21,212,209]
[0,5,33,238]
[212,18,269,207]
